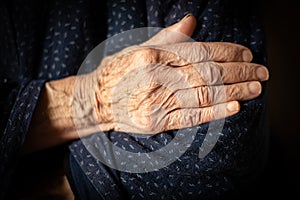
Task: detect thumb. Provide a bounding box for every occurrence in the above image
[141,14,197,46]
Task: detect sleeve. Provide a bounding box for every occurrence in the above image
[0,0,102,197]
[0,80,45,198]
[0,2,46,198]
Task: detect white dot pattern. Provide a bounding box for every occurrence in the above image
[0,0,107,198]
[0,0,268,199]
[69,0,268,199]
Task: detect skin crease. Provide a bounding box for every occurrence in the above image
[22,14,269,153]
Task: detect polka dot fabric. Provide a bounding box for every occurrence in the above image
[0,0,107,198]
[68,0,268,199]
[0,0,268,199]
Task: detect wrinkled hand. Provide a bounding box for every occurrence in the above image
[76,14,269,134]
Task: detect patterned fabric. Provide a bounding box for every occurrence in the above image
[0,0,268,199]
[0,0,107,198]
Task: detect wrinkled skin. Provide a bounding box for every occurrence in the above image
[76,15,269,134]
[23,14,269,153]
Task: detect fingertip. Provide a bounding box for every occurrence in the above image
[182,13,197,30]
[249,81,262,95]
[256,66,269,81]
[182,13,194,21]
[226,101,240,114]
[144,14,197,46]
[170,14,196,37]
[242,49,253,62]
[183,13,197,24]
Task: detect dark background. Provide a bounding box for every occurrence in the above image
[13,0,300,199]
[260,0,300,197]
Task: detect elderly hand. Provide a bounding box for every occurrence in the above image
[23,15,268,153]
[75,14,269,134]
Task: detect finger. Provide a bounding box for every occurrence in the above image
[194,62,269,84]
[155,42,253,64]
[174,62,269,86]
[173,81,261,108]
[165,101,240,131]
[141,14,197,46]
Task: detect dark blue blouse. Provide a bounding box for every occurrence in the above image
[0,0,268,199]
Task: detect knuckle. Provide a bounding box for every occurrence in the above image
[196,42,210,60]
[238,63,248,80]
[198,86,211,106]
[217,63,225,82]
[133,48,157,64]
[201,62,222,84]
[228,85,242,99]
[201,106,214,122]
[175,109,195,129]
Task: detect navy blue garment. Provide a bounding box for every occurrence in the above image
[0,0,108,198]
[0,0,268,199]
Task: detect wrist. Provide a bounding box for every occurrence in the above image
[44,76,76,135]
[22,76,77,153]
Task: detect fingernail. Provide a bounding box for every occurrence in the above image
[249,82,261,94]
[182,13,193,21]
[242,50,253,62]
[256,67,269,81]
[227,101,239,112]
